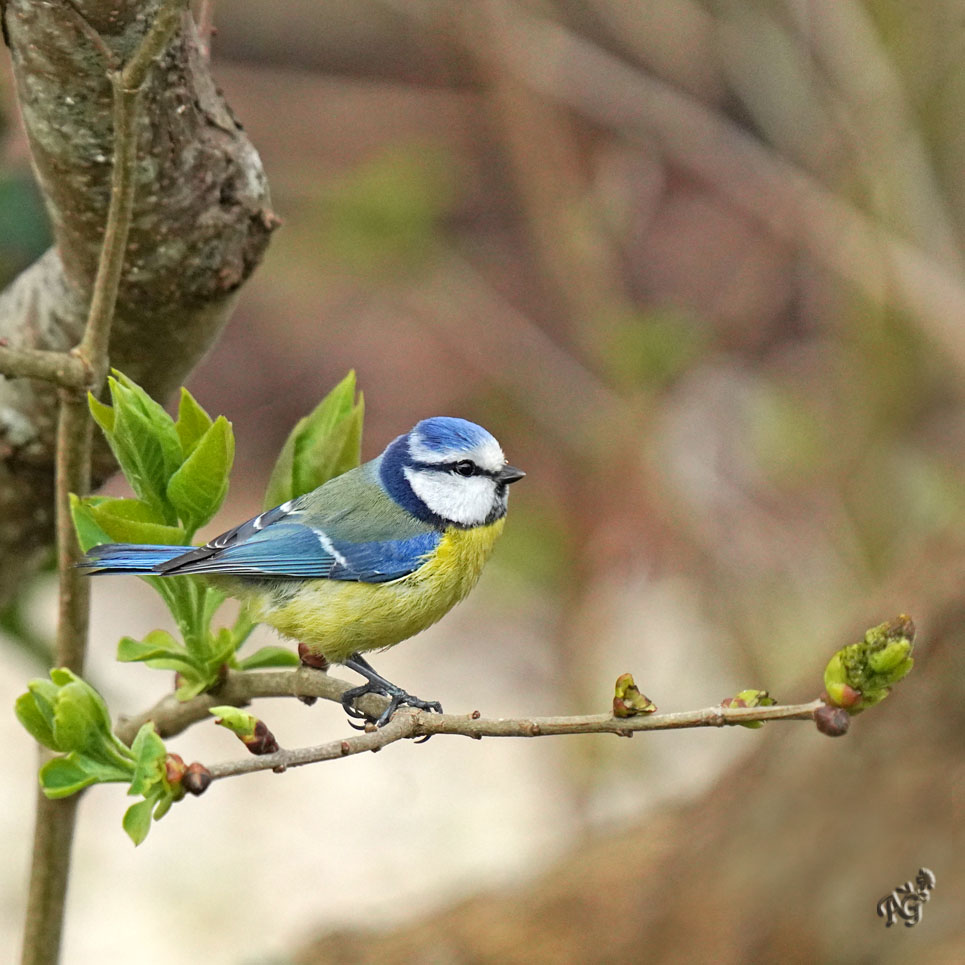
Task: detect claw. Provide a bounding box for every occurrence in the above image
[340,653,444,732]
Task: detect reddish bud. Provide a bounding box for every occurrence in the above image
[164,753,187,786]
[814,704,851,737]
[243,720,280,755]
[183,762,212,796]
[298,643,329,672]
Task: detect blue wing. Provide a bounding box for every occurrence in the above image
[157,521,439,583]
[83,462,443,583]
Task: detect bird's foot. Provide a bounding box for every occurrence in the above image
[342,653,443,730]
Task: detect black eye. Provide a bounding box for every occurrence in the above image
[454,460,475,477]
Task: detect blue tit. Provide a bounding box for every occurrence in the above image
[80,417,525,725]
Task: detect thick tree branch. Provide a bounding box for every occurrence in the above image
[115,666,379,744]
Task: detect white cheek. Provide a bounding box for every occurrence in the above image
[404,468,496,525]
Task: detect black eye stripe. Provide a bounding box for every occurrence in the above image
[411,459,497,478]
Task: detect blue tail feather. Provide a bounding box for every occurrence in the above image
[78,544,187,575]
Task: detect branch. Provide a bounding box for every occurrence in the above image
[114,666,377,744]
[21,5,193,964]
[122,615,922,785]
[204,699,826,781]
[0,346,88,389]
[111,665,824,780]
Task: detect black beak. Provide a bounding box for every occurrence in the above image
[498,465,526,484]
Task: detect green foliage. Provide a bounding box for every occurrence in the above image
[83,372,233,535]
[612,673,657,718]
[73,370,362,696]
[14,669,179,844]
[209,705,279,755]
[263,369,364,509]
[15,370,367,842]
[71,374,247,697]
[209,705,259,739]
[823,615,915,713]
[721,688,777,729]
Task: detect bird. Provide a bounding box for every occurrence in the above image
[79,417,525,726]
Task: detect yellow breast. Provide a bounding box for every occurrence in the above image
[246,518,506,664]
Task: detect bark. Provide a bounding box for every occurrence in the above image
[0,0,276,603]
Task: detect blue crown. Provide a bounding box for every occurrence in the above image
[410,417,493,456]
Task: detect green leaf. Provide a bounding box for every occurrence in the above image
[25,678,61,739]
[200,587,228,636]
[264,371,363,508]
[122,796,156,846]
[90,374,183,521]
[39,757,98,798]
[236,645,300,670]
[209,626,238,667]
[174,675,211,701]
[174,387,214,458]
[70,496,114,553]
[166,416,234,532]
[110,402,179,519]
[85,500,186,546]
[68,752,134,784]
[15,689,56,748]
[88,392,115,435]
[230,607,257,652]
[292,397,363,499]
[89,497,165,525]
[209,705,257,738]
[128,723,167,797]
[51,684,102,755]
[110,372,181,457]
[143,576,206,655]
[48,671,117,755]
[117,631,199,675]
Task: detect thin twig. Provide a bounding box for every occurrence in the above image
[196,0,217,62]
[60,0,119,67]
[52,394,92,671]
[204,699,826,780]
[110,665,824,779]
[0,347,88,389]
[21,4,191,964]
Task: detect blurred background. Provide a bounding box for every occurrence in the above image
[2,1,964,962]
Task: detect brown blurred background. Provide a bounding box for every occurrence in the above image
[2,1,964,962]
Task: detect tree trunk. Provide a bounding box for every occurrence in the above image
[0,0,276,603]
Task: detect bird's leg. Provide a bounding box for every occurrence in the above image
[341,652,443,728]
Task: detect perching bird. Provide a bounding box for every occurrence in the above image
[80,417,524,726]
